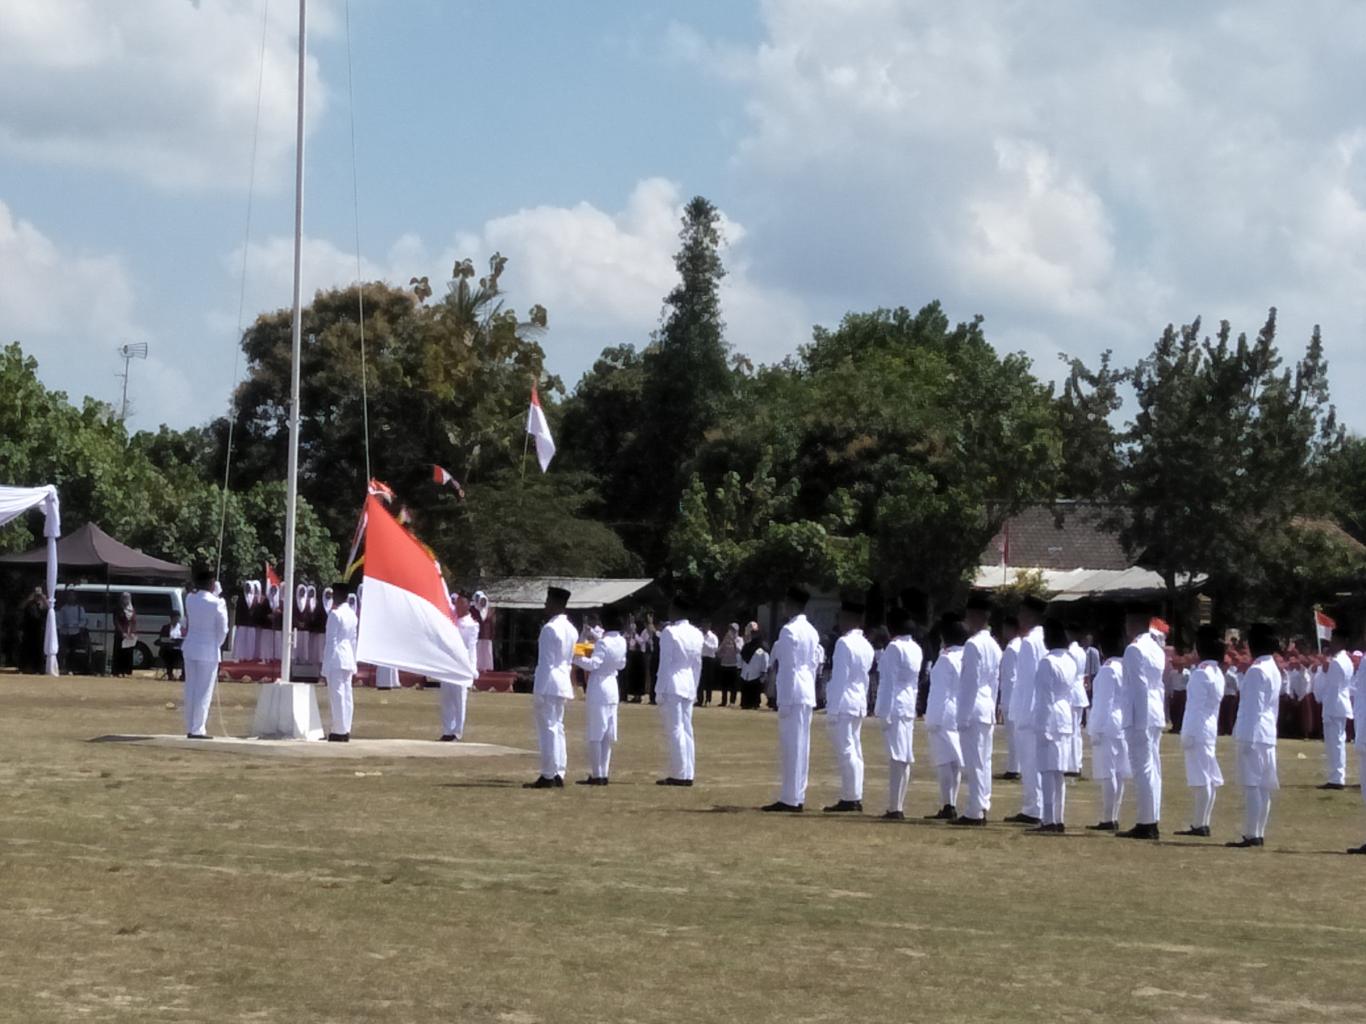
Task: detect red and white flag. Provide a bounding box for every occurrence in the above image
[526,383,556,472]
[354,495,474,684]
[433,464,465,498]
[264,562,281,590]
[1315,610,1336,644]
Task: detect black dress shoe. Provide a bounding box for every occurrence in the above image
[950,815,986,826]
[1063,771,1081,778]
[823,800,863,813]
[1086,821,1119,831]
[523,776,558,789]
[880,810,905,821]
[924,804,956,820]
[1347,843,1366,854]
[186,733,211,740]
[1003,813,1042,825]
[574,777,597,786]
[1318,783,1346,791]
[761,801,803,813]
[1117,823,1159,840]
[995,771,1021,781]
[593,777,610,786]
[439,735,457,742]
[1175,825,1211,837]
[656,777,693,787]
[1225,836,1263,848]
[326,733,344,742]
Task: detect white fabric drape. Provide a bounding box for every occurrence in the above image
[0,484,61,676]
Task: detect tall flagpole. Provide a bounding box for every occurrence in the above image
[280,0,307,685]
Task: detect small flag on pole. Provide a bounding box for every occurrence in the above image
[433,465,465,498]
[1149,617,1170,638]
[526,383,556,473]
[264,562,281,590]
[1315,610,1336,645]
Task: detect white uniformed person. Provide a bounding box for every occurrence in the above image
[822,600,874,813]
[574,606,628,785]
[924,613,967,820]
[1314,626,1354,790]
[1228,623,1282,849]
[1031,618,1078,834]
[1004,595,1048,826]
[763,586,822,813]
[1117,606,1167,840]
[526,586,577,789]
[1176,625,1226,838]
[876,600,925,820]
[182,568,229,739]
[321,580,359,741]
[1085,639,1130,831]
[952,593,1001,826]
[655,595,704,787]
[437,592,479,742]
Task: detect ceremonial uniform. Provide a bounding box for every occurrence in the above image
[574,630,627,780]
[657,619,704,782]
[925,646,965,814]
[1034,649,1079,827]
[1180,659,1225,832]
[1087,657,1130,826]
[1122,629,1167,829]
[956,627,1002,819]
[1066,641,1089,775]
[825,628,873,805]
[439,612,478,740]
[321,599,359,737]
[875,634,923,815]
[1006,626,1047,820]
[771,613,822,807]
[182,587,229,737]
[1314,650,1354,786]
[998,636,1022,774]
[532,612,578,781]
[1233,654,1281,843]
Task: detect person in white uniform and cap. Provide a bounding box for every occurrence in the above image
[525,585,577,789]
[1085,635,1130,831]
[1004,594,1048,826]
[1227,622,1282,848]
[182,568,229,739]
[321,580,359,742]
[822,599,874,814]
[763,585,822,813]
[1030,617,1079,833]
[875,598,925,820]
[924,613,968,821]
[1117,605,1167,840]
[656,594,704,787]
[1313,622,1354,790]
[952,593,1001,826]
[1175,625,1226,838]
[438,591,478,742]
[574,606,628,785]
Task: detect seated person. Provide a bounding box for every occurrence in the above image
[158,612,186,680]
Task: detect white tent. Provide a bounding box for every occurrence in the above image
[0,484,61,675]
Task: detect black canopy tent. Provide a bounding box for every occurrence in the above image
[0,523,190,673]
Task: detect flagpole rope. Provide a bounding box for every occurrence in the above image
[344,0,373,485]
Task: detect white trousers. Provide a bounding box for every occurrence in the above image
[375,665,400,690]
[936,762,961,809]
[1092,734,1128,823]
[1041,770,1066,825]
[1015,724,1042,817]
[183,658,218,736]
[960,721,994,817]
[1242,785,1273,839]
[826,713,865,801]
[439,682,469,739]
[325,669,354,735]
[658,695,695,781]
[778,704,813,806]
[1004,715,1020,773]
[1071,709,1085,773]
[1126,725,1163,824]
[533,695,567,778]
[1191,781,1217,828]
[1324,717,1348,785]
[586,737,614,779]
[887,760,912,813]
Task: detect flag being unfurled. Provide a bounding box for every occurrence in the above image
[345,479,400,579]
[1315,610,1336,644]
[355,495,474,685]
[526,383,556,472]
[433,464,465,498]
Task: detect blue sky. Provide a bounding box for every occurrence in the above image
[4,1,1366,433]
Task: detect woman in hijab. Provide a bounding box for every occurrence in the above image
[112,592,137,677]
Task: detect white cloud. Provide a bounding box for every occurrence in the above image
[0,0,331,191]
[677,0,1366,418]
[0,198,196,427]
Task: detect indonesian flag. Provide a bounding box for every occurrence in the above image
[1150,617,1170,638]
[354,495,473,684]
[1315,610,1336,644]
[264,562,281,589]
[526,383,556,472]
[433,464,465,498]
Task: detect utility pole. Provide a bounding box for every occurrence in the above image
[116,342,148,423]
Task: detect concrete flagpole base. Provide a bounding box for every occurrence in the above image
[251,681,325,740]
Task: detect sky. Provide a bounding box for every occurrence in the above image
[3,0,1366,434]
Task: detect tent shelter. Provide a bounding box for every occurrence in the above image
[0,485,61,675]
[0,521,189,674]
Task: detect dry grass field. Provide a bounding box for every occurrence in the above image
[2,671,1364,1024]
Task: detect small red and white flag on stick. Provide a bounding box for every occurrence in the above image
[433,464,465,498]
[526,383,556,473]
[355,495,474,684]
[1315,609,1336,646]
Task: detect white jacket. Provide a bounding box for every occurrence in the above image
[874,635,923,721]
[773,613,821,709]
[575,631,627,707]
[925,647,963,730]
[656,620,704,701]
[826,629,873,717]
[1233,656,1281,746]
[1007,626,1046,726]
[1087,658,1125,738]
[182,589,229,663]
[533,613,578,699]
[957,628,1002,728]
[1181,661,1224,745]
[321,602,359,675]
[1315,651,1355,720]
[1122,630,1166,731]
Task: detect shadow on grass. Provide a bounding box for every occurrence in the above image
[436,780,524,789]
[88,735,155,743]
